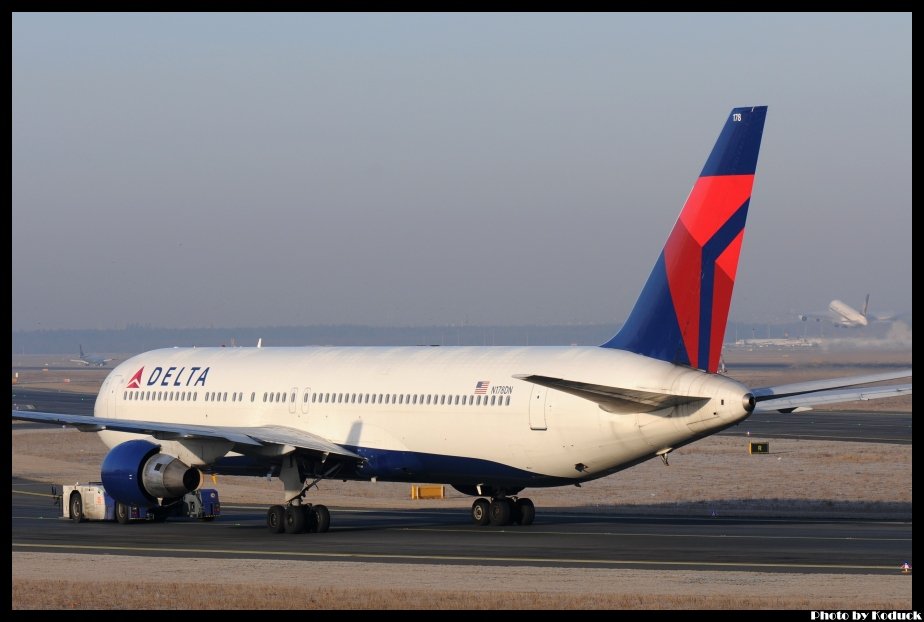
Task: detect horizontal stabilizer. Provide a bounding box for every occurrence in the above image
[754,384,912,414]
[752,369,912,400]
[752,369,912,413]
[513,374,707,413]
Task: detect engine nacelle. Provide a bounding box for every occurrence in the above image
[101,439,201,507]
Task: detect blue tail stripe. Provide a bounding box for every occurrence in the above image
[697,200,750,370]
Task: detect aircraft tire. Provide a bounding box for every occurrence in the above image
[312,504,331,533]
[267,504,285,533]
[284,505,306,534]
[516,498,535,526]
[489,498,512,526]
[471,498,490,526]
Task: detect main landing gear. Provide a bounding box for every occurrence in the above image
[266,455,340,534]
[266,503,330,534]
[470,497,535,526]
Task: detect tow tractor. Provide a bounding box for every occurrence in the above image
[57,483,220,523]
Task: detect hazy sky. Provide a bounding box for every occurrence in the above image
[12,13,912,331]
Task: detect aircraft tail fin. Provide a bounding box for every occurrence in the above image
[602,107,767,373]
[79,344,85,357]
[862,294,870,318]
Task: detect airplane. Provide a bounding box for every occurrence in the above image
[70,345,114,367]
[800,294,897,328]
[12,106,912,534]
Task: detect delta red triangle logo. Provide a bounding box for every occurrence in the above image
[126,367,144,389]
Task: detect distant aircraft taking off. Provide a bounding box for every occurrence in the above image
[13,107,911,534]
[70,345,114,367]
[829,296,870,327]
[802,294,897,328]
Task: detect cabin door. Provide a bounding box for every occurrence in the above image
[528,386,548,430]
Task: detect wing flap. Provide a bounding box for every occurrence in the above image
[235,425,361,458]
[513,374,707,413]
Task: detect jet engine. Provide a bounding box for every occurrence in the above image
[101,439,201,506]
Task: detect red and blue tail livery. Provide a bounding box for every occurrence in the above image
[603,106,767,372]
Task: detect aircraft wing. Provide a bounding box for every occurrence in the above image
[10,410,361,460]
[69,359,91,366]
[512,374,707,413]
[751,369,912,413]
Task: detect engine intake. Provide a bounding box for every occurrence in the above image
[101,439,201,507]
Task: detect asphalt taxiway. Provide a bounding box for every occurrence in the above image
[12,477,910,574]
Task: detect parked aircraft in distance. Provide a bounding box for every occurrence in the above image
[70,345,114,367]
[13,107,912,534]
[800,294,897,328]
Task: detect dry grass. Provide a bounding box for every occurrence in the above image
[12,579,909,610]
[11,556,914,610]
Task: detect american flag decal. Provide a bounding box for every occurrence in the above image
[474,381,489,394]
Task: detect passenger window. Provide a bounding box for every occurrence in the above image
[491,395,496,406]
[505,396,510,406]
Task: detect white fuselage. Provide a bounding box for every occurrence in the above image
[95,346,752,489]
[829,300,868,327]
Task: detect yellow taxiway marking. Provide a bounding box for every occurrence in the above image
[11,543,897,571]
